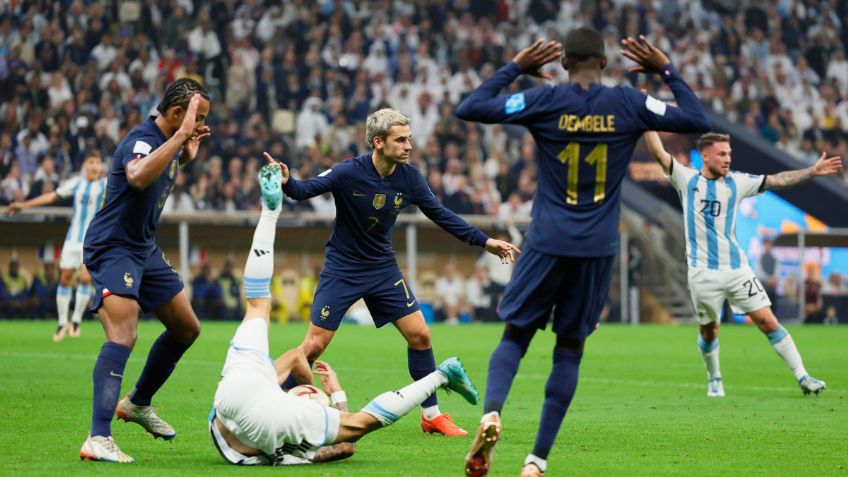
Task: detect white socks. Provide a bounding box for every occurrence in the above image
[422,405,442,419]
[362,371,448,426]
[767,326,808,380]
[72,285,91,323]
[243,203,281,298]
[697,336,721,379]
[57,286,71,326]
[524,454,548,473]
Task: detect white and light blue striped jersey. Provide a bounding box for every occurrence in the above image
[56,175,107,245]
[667,159,765,270]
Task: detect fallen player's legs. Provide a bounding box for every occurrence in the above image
[334,356,478,443]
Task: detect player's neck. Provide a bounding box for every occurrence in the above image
[154,115,177,138]
[570,70,602,90]
[371,152,396,178]
[700,167,720,180]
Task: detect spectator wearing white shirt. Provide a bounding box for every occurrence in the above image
[435,263,465,324]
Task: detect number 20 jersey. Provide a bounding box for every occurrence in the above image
[455,62,710,257]
[667,158,765,271]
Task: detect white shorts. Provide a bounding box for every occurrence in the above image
[687,267,772,325]
[59,241,83,270]
[212,318,340,465]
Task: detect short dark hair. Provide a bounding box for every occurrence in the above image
[696,132,731,151]
[563,27,605,60]
[157,78,210,115]
[83,149,102,160]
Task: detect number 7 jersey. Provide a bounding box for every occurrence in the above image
[667,158,766,271]
[455,62,710,257]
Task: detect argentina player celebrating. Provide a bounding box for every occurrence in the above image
[644,130,839,397]
[4,150,106,341]
[454,29,710,477]
[79,79,211,463]
[265,108,519,437]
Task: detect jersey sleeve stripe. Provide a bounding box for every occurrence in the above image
[76,181,94,242]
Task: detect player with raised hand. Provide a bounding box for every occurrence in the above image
[455,28,710,477]
[265,108,519,437]
[79,78,211,463]
[209,163,480,466]
[4,150,106,341]
[643,130,838,397]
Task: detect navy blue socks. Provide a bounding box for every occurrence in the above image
[408,347,438,408]
[91,342,131,437]
[531,348,582,459]
[484,326,535,414]
[129,331,190,407]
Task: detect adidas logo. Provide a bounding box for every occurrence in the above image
[253,249,270,257]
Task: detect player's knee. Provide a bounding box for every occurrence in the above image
[301,337,326,360]
[175,321,201,344]
[406,326,431,349]
[107,327,137,349]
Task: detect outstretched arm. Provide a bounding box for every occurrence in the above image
[642,131,673,175]
[764,152,843,190]
[264,152,335,200]
[3,190,60,215]
[274,348,314,387]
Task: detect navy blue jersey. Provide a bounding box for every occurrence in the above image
[455,62,710,257]
[85,117,178,257]
[283,154,489,275]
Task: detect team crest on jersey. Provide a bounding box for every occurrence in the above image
[373,193,386,210]
[393,193,403,211]
[124,272,134,288]
[320,305,330,320]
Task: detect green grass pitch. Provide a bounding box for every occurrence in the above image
[0,320,845,476]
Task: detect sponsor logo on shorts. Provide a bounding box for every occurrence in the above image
[406,299,416,308]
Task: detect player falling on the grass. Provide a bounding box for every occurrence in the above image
[454,29,710,477]
[209,163,479,466]
[643,131,838,397]
[4,151,106,341]
[78,78,211,463]
[266,108,519,437]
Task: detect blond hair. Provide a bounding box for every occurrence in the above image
[366,108,410,149]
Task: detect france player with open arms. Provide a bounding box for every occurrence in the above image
[264,108,519,437]
[454,28,711,477]
[4,150,106,341]
[79,79,211,463]
[643,130,839,397]
[209,165,479,466]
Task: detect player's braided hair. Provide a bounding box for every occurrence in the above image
[366,108,410,149]
[695,132,731,151]
[157,78,210,115]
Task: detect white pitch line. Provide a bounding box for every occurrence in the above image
[0,351,843,395]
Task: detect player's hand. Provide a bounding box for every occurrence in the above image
[262,152,290,184]
[619,35,671,73]
[513,39,562,80]
[812,152,843,177]
[182,125,211,163]
[176,93,201,140]
[3,203,23,216]
[485,238,521,264]
[313,360,342,395]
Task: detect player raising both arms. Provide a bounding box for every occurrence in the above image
[454,29,710,477]
[209,164,480,466]
[265,108,519,437]
[643,130,838,397]
[79,79,211,463]
[4,150,105,341]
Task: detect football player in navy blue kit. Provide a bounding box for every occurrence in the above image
[455,29,711,477]
[80,79,211,463]
[266,108,519,437]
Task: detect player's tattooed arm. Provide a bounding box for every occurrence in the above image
[764,152,843,190]
[312,442,355,463]
[642,131,673,174]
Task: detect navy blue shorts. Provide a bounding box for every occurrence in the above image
[86,246,184,313]
[498,247,614,341]
[311,266,420,331]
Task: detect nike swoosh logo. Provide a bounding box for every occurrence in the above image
[110,371,123,378]
[352,192,366,196]
[406,299,416,307]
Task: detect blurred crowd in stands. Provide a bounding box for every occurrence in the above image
[0,0,846,217]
